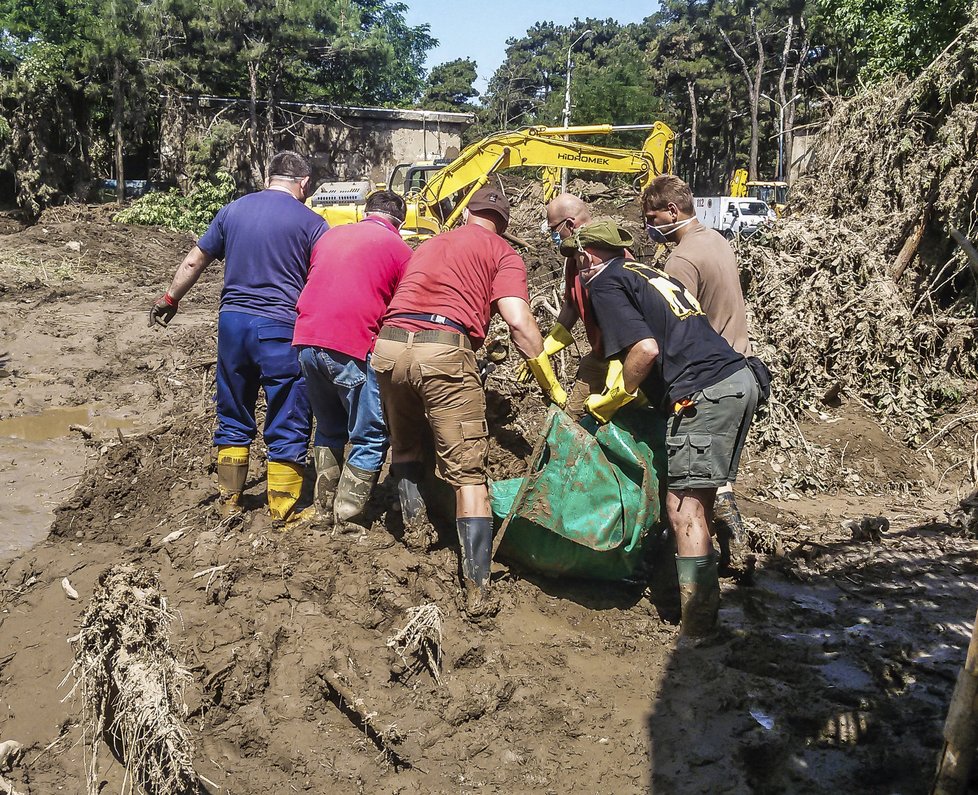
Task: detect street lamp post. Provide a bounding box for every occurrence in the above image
[560,29,593,193]
[760,92,801,182]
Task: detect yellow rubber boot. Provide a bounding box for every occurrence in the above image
[216,445,249,515]
[267,460,306,523]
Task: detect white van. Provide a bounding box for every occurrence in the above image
[694,195,773,238]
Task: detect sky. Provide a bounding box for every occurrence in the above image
[402,0,655,95]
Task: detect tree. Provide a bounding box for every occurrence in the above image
[421,58,478,111]
[820,0,972,80]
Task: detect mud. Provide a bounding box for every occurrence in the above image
[0,204,977,793]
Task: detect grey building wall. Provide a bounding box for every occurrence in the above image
[160,95,473,190]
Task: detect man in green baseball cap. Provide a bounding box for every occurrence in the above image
[567,217,757,638]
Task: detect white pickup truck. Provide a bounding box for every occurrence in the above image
[694,195,773,238]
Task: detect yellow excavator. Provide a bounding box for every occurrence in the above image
[729,167,788,217]
[307,121,675,237]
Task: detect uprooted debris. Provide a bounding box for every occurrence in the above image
[65,564,200,795]
[387,603,444,683]
[733,15,978,490]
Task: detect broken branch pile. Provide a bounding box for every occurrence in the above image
[736,10,978,486]
[67,564,198,795]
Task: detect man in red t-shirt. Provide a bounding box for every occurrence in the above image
[372,184,565,619]
[293,191,412,524]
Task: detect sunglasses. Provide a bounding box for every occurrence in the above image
[548,217,572,233]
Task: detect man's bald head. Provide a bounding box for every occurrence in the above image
[546,193,593,240]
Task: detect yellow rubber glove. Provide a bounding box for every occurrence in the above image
[516,323,573,383]
[585,359,638,423]
[525,352,568,408]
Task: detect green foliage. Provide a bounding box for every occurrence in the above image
[820,0,972,80]
[421,58,479,111]
[184,121,242,185]
[114,173,235,234]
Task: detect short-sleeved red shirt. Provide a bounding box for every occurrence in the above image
[564,257,603,357]
[293,216,412,359]
[383,224,529,350]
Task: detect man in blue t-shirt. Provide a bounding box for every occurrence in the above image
[560,218,758,638]
[149,151,328,522]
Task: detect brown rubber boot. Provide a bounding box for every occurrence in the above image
[313,446,343,523]
[333,463,379,523]
[676,552,720,638]
[216,445,249,516]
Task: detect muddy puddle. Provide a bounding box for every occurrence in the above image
[0,407,140,562]
[0,405,135,441]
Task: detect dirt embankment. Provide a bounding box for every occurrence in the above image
[0,205,977,793]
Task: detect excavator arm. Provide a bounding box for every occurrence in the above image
[409,122,675,234]
[308,121,675,238]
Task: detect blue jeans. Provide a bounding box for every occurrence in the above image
[297,346,388,472]
[214,310,311,464]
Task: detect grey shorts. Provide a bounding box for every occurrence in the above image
[666,365,758,490]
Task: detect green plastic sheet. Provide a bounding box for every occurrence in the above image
[491,404,667,581]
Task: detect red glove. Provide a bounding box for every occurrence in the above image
[149,293,178,327]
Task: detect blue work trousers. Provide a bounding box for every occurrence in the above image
[213,310,311,464]
[297,346,388,472]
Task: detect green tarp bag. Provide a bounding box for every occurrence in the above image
[491,404,667,581]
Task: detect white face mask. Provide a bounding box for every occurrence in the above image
[646,216,694,243]
[577,253,607,283]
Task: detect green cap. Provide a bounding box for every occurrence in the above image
[559,218,633,256]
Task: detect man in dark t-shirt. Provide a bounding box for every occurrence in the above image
[149,151,328,523]
[560,218,758,637]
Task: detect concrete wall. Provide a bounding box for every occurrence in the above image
[159,96,473,190]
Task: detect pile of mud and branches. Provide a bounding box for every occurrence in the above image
[736,13,978,490]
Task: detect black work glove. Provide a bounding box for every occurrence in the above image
[149,293,178,327]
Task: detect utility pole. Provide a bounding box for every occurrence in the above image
[760,92,800,181]
[560,29,593,194]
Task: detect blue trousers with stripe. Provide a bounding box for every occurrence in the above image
[213,310,311,464]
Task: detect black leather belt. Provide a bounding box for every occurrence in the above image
[387,312,468,334]
[379,325,472,350]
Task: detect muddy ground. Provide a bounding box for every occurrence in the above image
[1,201,977,794]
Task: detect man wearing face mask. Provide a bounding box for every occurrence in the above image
[372,184,565,620]
[560,218,757,637]
[642,175,756,553]
[533,193,624,417]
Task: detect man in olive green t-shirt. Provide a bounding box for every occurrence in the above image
[642,174,755,558]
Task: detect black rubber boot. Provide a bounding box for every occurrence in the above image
[391,462,434,551]
[714,491,745,543]
[457,517,499,620]
[714,491,745,570]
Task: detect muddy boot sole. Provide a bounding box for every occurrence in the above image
[402,510,436,552]
[461,580,499,622]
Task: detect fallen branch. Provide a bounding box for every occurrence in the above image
[318,667,415,769]
[931,606,978,794]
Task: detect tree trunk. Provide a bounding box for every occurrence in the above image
[786,18,810,182]
[777,17,794,182]
[112,56,125,204]
[719,11,764,180]
[247,60,263,188]
[687,79,698,190]
[750,9,765,180]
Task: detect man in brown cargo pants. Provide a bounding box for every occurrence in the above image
[372,185,566,619]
